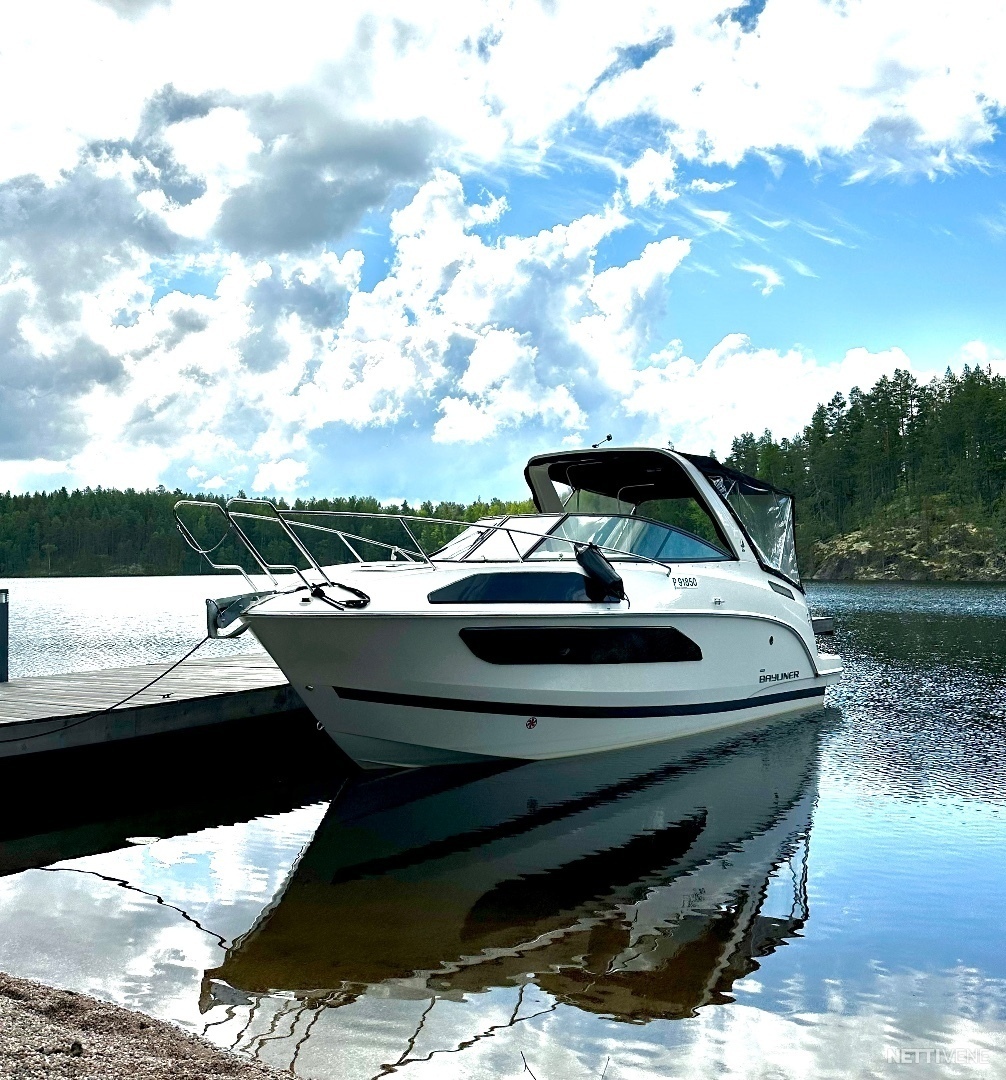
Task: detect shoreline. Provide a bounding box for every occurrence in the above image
[0,972,283,1079]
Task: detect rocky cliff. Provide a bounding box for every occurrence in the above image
[811,519,1006,582]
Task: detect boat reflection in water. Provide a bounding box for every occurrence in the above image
[205,712,829,1036]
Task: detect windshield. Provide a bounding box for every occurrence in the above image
[528,515,729,563]
[431,515,563,562]
[432,513,728,564]
[709,476,800,586]
[430,519,503,561]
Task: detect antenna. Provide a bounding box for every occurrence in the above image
[591,434,612,449]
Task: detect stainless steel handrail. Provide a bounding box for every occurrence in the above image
[283,510,686,572]
[276,514,430,565]
[173,500,324,590]
[173,500,264,590]
[227,499,337,586]
[173,500,686,579]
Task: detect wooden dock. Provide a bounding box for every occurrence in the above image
[0,655,302,758]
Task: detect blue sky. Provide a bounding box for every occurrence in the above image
[1,0,1004,502]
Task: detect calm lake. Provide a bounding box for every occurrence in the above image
[0,578,1004,1078]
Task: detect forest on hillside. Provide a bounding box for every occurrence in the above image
[2,363,1004,578]
[724,364,1006,569]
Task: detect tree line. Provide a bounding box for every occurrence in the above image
[2,363,1003,576]
[0,487,535,577]
[725,364,1006,567]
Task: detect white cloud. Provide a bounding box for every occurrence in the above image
[693,207,733,230]
[10,171,632,483]
[623,148,679,206]
[736,261,784,296]
[979,205,1006,239]
[786,258,817,278]
[622,334,918,455]
[0,2,669,194]
[954,339,1005,367]
[8,0,1000,207]
[0,459,76,495]
[587,0,1006,179]
[434,328,584,443]
[589,237,691,318]
[751,214,790,230]
[3,153,997,499]
[252,458,308,493]
[687,178,735,193]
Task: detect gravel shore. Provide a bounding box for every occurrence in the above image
[0,972,284,1079]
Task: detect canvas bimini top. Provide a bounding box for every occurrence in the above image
[524,446,802,590]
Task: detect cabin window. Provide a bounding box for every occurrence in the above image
[459,626,703,664]
[632,498,727,550]
[428,571,616,604]
[546,454,734,558]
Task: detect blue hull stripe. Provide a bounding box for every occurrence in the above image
[332,684,826,719]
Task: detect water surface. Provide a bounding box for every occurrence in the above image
[3,575,263,678]
[0,581,1003,1078]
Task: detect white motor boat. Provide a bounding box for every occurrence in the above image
[175,446,841,768]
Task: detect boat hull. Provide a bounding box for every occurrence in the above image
[309,685,826,767]
[246,608,839,768]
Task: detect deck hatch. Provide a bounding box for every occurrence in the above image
[428,572,613,604]
[459,626,703,665]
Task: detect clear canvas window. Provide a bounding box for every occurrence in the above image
[710,476,800,587]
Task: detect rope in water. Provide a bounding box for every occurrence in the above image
[0,634,212,746]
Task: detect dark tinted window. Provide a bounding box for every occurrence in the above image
[459,626,703,664]
[429,572,612,604]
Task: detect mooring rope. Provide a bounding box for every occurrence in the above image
[0,633,212,746]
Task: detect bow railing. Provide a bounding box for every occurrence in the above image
[173,498,677,594]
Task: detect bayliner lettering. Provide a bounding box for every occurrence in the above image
[760,670,801,684]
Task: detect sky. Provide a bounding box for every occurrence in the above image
[2,0,1005,503]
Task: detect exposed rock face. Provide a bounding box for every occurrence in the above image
[811,521,1006,582]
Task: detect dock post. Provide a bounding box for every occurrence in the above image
[0,589,7,683]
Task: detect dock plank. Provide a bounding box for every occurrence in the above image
[0,654,301,757]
